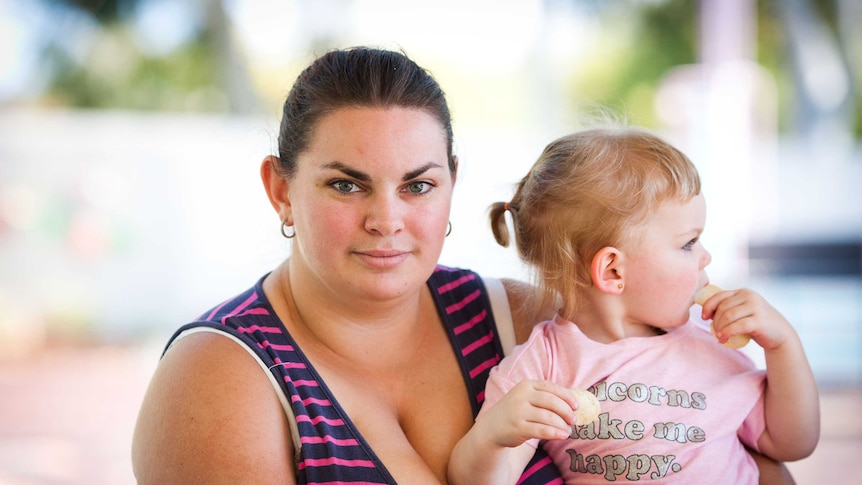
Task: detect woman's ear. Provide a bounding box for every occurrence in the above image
[590,247,625,294]
[451,155,459,183]
[261,155,292,223]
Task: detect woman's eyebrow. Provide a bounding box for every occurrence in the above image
[321,161,371,182]
[322,161,444,183]
[402,162,443,181]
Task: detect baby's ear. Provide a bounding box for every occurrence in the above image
[590,247,625,294]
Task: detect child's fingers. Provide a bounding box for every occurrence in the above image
[700,287,792,349]
[525,382,591,439]
[520,407,573,440]
[527,381,602,429]
[712,301,753,331]
[698,289,733,320]
[699,287,755,348]
[711,320,753,348]
[710,301,753,346]
[524,380,578,425]
[484,381,577,443]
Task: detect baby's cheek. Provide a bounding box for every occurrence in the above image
[670,277,699,306]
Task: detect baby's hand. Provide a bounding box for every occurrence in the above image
[474,380,577,448]
[695,284,750,348]
[699,287,793,351]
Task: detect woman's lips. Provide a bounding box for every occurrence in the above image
[354,249,410,268]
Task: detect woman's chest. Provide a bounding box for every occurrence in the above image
[314,341,474,483]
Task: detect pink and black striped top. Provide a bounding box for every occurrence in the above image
[167,265,563,484]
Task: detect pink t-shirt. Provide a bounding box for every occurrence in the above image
[483,316,766,484]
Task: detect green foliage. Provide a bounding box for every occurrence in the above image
[565,0,859,139]
[43,23,226,112]
[31,0,862,137]
[566,0,697,127]
[43,0,129,23]
[757,0,861,138]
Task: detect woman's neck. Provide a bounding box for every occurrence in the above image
[264,259,431,366]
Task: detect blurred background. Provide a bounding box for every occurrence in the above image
[0,0,860,483]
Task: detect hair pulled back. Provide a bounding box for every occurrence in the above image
[275,47,455,178]
[489,127,701,318]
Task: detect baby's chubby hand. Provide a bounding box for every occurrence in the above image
[699,286,795,351]
[474,380,578,449]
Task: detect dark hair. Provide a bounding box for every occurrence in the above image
[275,47,455,178]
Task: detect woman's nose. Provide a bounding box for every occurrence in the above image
[364,192,405,236]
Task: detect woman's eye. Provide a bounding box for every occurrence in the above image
[332,180,360,193]
[405,181,431,194]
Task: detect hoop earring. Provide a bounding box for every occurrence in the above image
[281,221,295,239]
[446,221,452,237]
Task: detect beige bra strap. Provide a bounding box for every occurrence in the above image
[484,277,516,356]
[171,327,303,461]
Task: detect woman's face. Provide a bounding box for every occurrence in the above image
[621,194,712,329]
[285,107,454,302]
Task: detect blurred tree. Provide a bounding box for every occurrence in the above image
[563,0,697,127]
[765,0,861,138]
[22,0,862,137]
[563,0,860,139]
[45,0,130,21]
[37,0,258,113]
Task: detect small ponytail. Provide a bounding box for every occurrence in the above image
[488,201,511,247]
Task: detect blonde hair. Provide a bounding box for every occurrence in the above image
[489,127,701,319]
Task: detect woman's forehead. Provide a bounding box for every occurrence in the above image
[313,106,445,138]
[300,107,450,171]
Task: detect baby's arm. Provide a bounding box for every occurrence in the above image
[701,288,820,461]
[448,380,576,485]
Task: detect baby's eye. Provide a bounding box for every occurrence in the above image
[405,181,432,195]
[331,180,361,193]
[682,238,698,250]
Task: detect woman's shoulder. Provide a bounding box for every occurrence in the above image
[132,330,295,482]
[497,278,555,344]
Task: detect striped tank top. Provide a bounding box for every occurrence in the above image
[167,265,563,484]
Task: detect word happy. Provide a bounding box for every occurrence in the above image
[563,381,709,481]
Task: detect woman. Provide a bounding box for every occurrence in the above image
[131,47,559,484]
[131,47,794,484]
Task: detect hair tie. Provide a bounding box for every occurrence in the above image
[503,202,509,212]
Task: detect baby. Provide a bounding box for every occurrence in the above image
[448,127,819,484]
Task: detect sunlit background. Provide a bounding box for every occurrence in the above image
[1,0,860,483]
